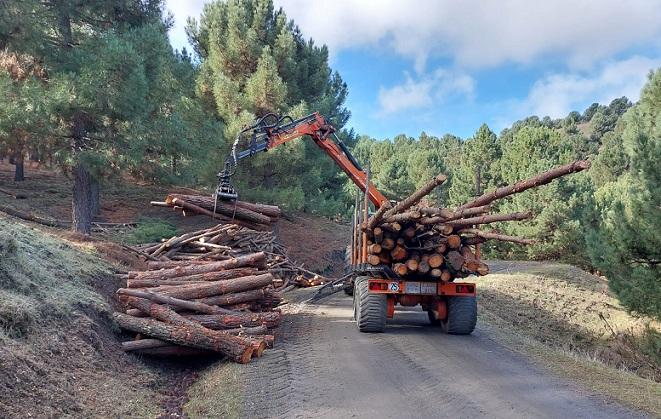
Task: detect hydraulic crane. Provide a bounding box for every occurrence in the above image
[216,112,477,334]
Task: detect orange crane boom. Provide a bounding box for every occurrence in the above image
[216,112,389,208]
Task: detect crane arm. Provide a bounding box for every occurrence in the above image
[221,112,389,208]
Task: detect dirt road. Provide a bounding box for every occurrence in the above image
[241,291,644,419]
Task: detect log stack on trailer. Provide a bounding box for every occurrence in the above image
[359,160,591,281]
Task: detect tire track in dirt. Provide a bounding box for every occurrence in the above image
[241,293,646,419]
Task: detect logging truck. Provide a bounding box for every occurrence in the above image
[215,112,478,334]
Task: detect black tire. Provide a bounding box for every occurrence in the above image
[427,310,441,326]
[343,245,354,296]
[354,276,387,333]
[441,296,477,335]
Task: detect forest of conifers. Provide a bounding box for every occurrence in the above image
[0,0,658,318]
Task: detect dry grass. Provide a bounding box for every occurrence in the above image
[478,260,661,414]
[184,362,245,418]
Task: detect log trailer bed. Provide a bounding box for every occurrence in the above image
[214,112,478,334]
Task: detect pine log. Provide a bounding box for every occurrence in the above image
[458,229,535,245]
[367,254,381,266]
[431,268,442,278]
[417,260,430,274]
[393,263,408,276]
[127,268,263,288]
[132,253,266,281]
[381,238,395,250]
[457,160,590,210]
[444,211,532,227]
[234,201,281,218]
[169,198,266,230]
[183,312,281,329]
[121,291,227,315]
[403,227,416,240]
[132,346,214,357]
[122,338,170,351]
[382,210,421,223]
[428,253,444,268]
[446,251,465,272]
[441,270,452,281]
[390,245,408,261]
[195,289,274,306]
[157,273,274,300]
[112,313,254,363]
[381,222,402,233]
[373,227,383,243]
[367,244,382,254]
[166,194,272,225]
[383,174,448,218]
[378,252,392,264]
[405,259,419,272]
[366,201,392,231]
[447,235,462,249]
[418,205,491,223]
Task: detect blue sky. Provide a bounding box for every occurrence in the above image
[165,0,661,139]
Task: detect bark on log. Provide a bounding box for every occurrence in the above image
[121,292,226,315]
[129,268,261,285]
[457,160,590,210]
[169,198,266,230]
[183,312,281,329]
[132,253,266,281]
[383,174,448,218]
[458,229,535,245]
[382,210,421,223]
[195,289,274,307]
[158,274,274,300]
[122,338,170,351]
[112,313,253,363]
[366,201,392,231]
[167,194,272,225]
[444,211,532,227]
[132,346,214,357]
[446,251,465,272]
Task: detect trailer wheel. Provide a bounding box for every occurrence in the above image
[441,296,477,335]
[427,310,441,326]
[354,276,387,333]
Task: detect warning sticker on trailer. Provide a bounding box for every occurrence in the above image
[420,282,436,294]
[405,282,421,294]
[388,282,400,292]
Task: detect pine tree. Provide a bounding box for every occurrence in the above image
[586,69,661,318]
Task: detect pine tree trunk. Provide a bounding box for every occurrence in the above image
[13,151,24,181]
[89,175,100,217]
[72,161,92,235]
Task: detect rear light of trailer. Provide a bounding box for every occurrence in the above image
[456,284,475,294]
[369,281,389,291]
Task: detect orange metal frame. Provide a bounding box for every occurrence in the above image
[265,113,389,209]
[367,279,476,297]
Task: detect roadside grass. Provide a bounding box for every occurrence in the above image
[0,216,165,417]
[125,216,179,245]
[184,362,244,418]
[478,261,661,414]
[0,217,110,338]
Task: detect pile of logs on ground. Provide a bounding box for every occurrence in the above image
[151,194,280,230]
[114,251,283,363]
[363,160,590,281]
[129,223,327,288]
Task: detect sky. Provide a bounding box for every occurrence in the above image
[165,0,661,139]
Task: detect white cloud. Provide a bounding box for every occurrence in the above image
[378,69,474,114]
[276,0,661,71]
[518,56,660,119]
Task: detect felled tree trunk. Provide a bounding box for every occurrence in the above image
[112,312,254,363]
